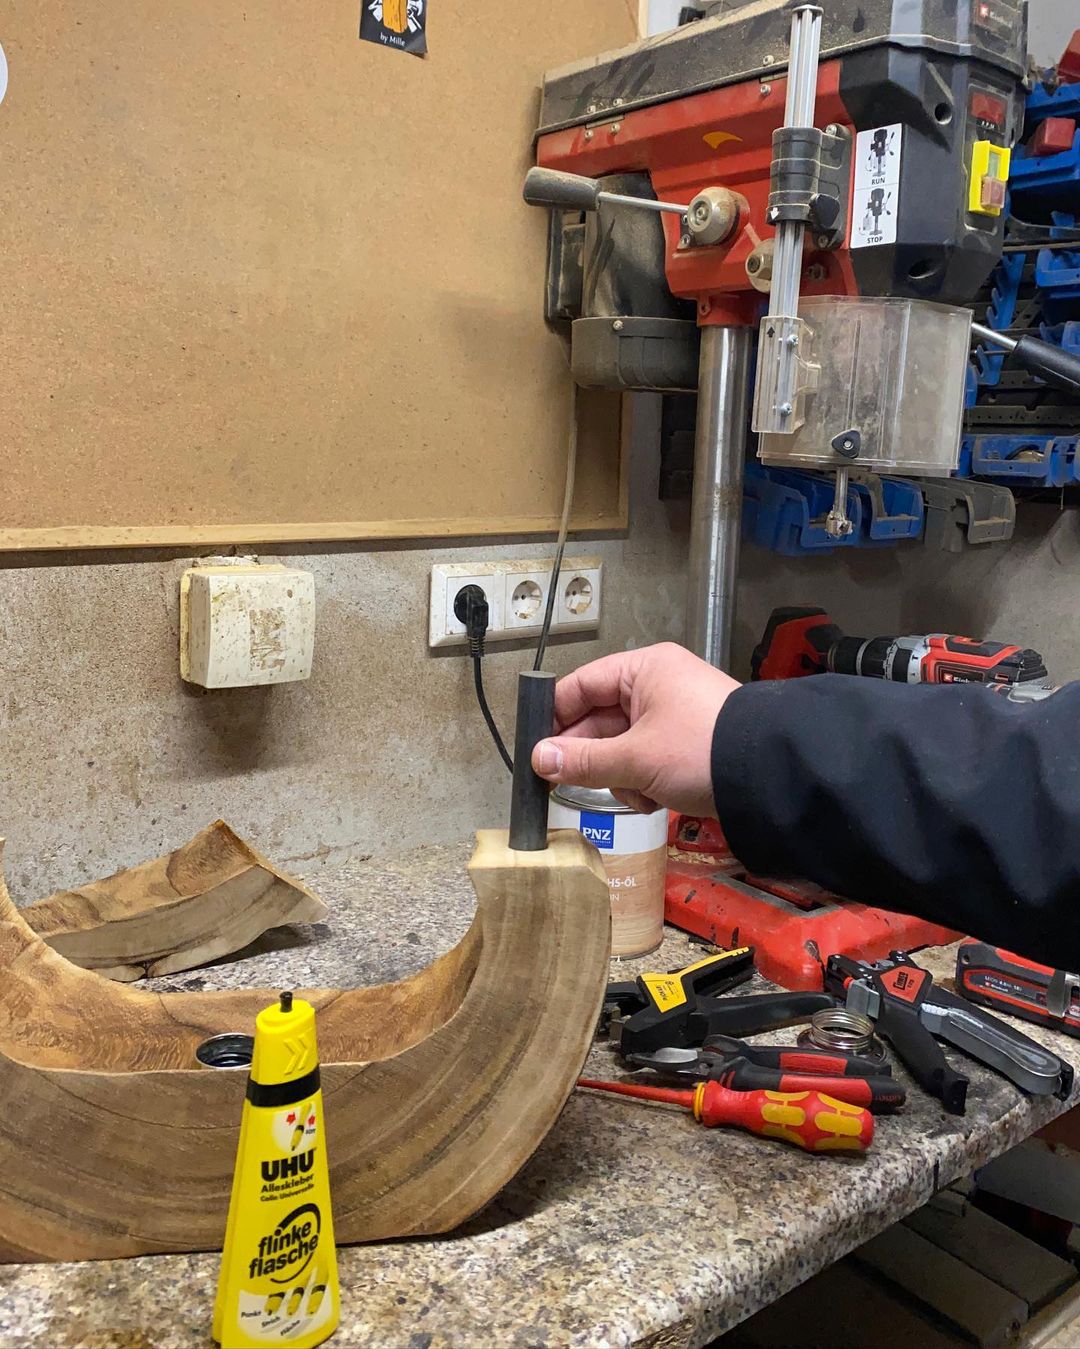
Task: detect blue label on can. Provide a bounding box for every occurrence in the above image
[579,810,615,850]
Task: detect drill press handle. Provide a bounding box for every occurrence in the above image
[523,167,606,212]
[972,322,1080,396]
[523,166,686,217]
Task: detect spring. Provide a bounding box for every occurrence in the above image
[798,1007,886,1063]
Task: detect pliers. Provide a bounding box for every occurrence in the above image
[601,947,839,1055]
[625,1034,907,1114]
[827,951,1074,1114]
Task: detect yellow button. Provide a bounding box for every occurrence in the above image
[969,139,1011,216]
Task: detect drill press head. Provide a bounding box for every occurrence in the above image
[531,0,1026,378]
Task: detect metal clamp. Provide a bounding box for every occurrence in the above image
[767,124,851,247]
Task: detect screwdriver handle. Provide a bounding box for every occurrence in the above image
[694,1080,874,1152]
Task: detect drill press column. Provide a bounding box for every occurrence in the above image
[686,327,750,671]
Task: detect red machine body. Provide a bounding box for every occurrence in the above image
[665,814,958,991]
[536,63,857,327]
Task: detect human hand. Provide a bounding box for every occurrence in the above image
[531,642,741,817]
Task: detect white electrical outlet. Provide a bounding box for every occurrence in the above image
[557,564,603,629]
[503,568,551,634]
[428,563,505,647]
[429,558,603,648]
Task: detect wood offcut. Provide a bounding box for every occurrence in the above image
[0,829,612,1263]
[21,821,327,981]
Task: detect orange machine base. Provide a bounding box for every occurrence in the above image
[666,817,959,991]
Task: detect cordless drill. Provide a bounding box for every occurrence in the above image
[752,607,1053,700]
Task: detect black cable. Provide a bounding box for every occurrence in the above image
[455,584,513,774]
[473,650,513,773]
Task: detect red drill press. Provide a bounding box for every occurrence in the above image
[525,2,1034,988]
[529,0,1029,671]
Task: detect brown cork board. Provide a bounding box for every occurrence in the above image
[0,2,638,550]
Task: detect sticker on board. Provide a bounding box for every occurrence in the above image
[360,0,427,57]
[0,43,8,107]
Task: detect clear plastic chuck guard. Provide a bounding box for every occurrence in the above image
[757,296,972,477]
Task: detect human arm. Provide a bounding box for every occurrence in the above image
[533,643,1080,964]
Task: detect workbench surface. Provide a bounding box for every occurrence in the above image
[2,842,1077,1349]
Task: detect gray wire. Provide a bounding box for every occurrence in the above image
[533,382,579,672]
[1003,240,1080,252]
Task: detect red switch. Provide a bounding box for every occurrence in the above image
[1031,117,1077,156]
[979,175,1007,211]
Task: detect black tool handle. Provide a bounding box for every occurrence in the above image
[712,1037,891,1079]
[508,671,557,851]
[1011,335,1080,395]
[720,1062,906,1113]
[698,991,836,1040]
[880,1003,968,1114]
[523,166,602,212]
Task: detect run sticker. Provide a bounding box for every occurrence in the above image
[850,123,902,249]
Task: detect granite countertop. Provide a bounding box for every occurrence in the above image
[2,842,1079,1349]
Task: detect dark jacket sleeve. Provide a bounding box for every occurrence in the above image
[711,675,1080,968]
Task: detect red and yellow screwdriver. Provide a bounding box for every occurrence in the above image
[577,1077,874,1153]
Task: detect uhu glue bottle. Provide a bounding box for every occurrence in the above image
[213,991,339,1348]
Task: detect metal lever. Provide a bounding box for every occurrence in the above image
[921,996,1070,1097]
[523,167,686,217]
[971,321,1080,396]
[825,468,854,540]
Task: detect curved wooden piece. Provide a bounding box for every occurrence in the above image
[20,820,328,981]
[0,829,611,1263]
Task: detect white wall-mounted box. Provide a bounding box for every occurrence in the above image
[180,562,315,689]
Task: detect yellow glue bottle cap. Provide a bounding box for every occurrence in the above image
[250,991,319,1087]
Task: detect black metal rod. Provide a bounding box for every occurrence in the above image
[508,671,557,851]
